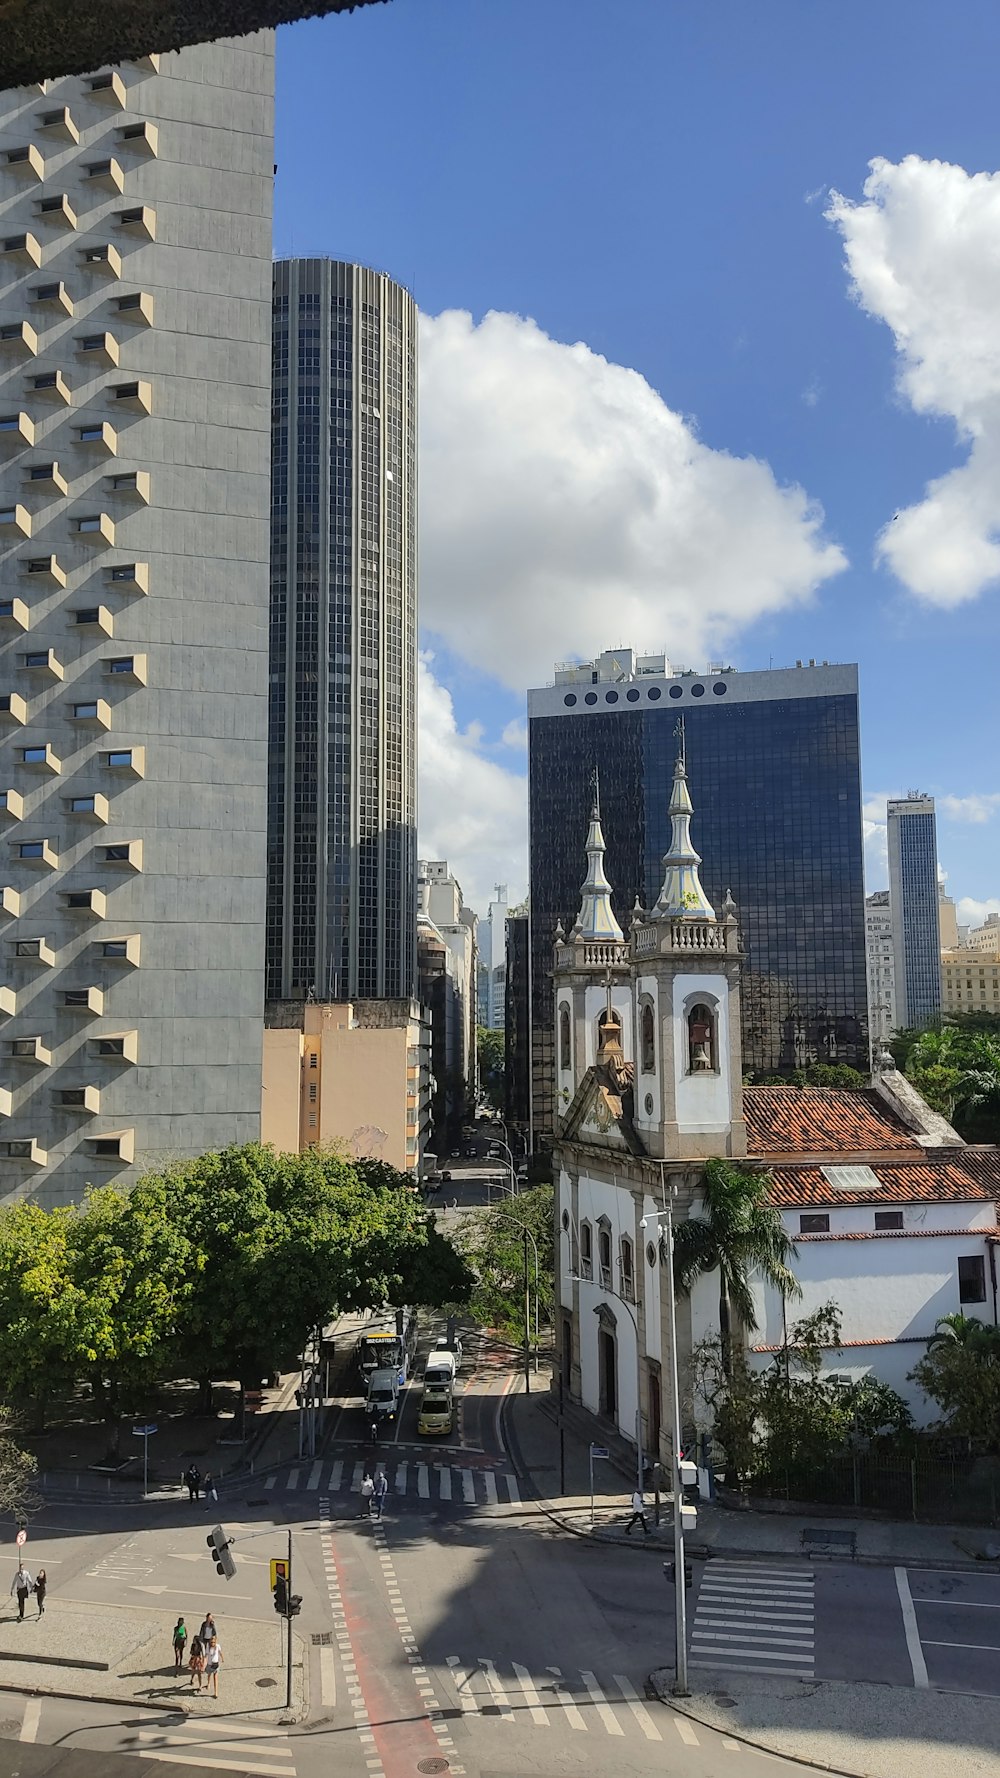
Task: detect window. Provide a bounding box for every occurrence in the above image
[799,1212,830,1234]
[596,1007,622,1052]
[102,845,130,862]
[78,426,105,443]
[687,1001,717,1073]
[559,1004,571,1070]
[108,657,133,674]
[874,1211,904,1231]
[18,842,43,859]
[21,747,47,763]
[640,1001,655,1073]
[22,653,49,667]
[15,940,41,957]
[958,1256,987,1305]
[4,1141,34,1158]
[70,797,96,813]
[79,335,107,351]
[598,1223,613,1288]
[95,1037,126,1057]
[105,751,133,768]
[102,940,128,957]
[116,293,143,311]
[73,703,98,719]
[620,1236,635,1302]
[580,1219,593,1280]
[10,1039,38,1056]
[74,609,100,625]
[65,891,93,909]
[59,1089,87,1107]
[76,517,103,533]
[62,990,91,1007]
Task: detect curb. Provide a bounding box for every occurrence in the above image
[646,1677,878,1778]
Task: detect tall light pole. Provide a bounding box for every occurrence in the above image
[641,1185,691,1698]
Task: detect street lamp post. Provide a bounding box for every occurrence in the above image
[491,1209,541,1377]
[641,1184,691,1698]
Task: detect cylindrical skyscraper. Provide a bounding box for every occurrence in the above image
[268,259,417,1003]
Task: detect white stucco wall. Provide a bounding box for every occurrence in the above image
[672,972,732,1132]
[634,976,660,1131]
[576,1170,641,1441]
[642,1193,663,1363]
[555,991,574,1111]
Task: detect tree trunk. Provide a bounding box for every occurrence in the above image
[198,1374,214,1416]
[719,1286,732,1378]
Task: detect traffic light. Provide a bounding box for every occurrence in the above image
[206,1525,236,1581]
[664,1559,693,1589]
[288,1593,303,1617]
[273,1573,288,1615]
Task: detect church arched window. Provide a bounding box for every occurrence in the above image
[687,1001,717,1073]
[559,1004,571,1071]
[596,1007,622,1053]
[640,1001,655,1073]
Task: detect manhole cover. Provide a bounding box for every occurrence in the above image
[417,1761,449,1774]
[256,1677,277,1688]
[713,1694,737,1709]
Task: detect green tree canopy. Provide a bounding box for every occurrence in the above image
[477,1026,505,1109]
[672,1157,800,1373]
[453,1184,553,1345]
[910,1314,1000,1453]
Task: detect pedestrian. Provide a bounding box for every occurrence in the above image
[369,1414,380,1447]
[360,1471,375,1517]
[188,1634,206,1690]
[198,1611,216,1646]
[372,1469,388,1520]
[624,1487,649,1537]
[33,1570,46,1618]
[204,1471,218,1504]
[172,1615,187,1670]
[205,1634,223,1697]
[184,1464,201,1502]
[10,1563,32,1621]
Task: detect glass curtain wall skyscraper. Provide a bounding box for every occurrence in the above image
[528,652,867,1142]
[268,259,417,1003]
[887,794,941,1032]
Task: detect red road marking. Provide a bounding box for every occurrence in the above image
[326,1533,447,1778]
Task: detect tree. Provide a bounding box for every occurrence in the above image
[900,1025,1000,1136]
[0,1203,87,1429]
[477,1026,505,1110]
[453,1184,553,1345]
[0,1408,38,1521]
[910,1316,1000,1452]
[672,1157,800,1374]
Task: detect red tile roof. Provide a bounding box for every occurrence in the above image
[745,1087,923,1159]
[767,1158,997,1209]
[794,1227,1000,1239]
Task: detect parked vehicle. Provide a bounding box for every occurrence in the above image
[417,1387,454,1436]
[366,1367,400,1422]
[424,1348,458,1389]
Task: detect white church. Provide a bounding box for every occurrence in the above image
[552,747,1000,1455]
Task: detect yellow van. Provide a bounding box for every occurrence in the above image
[418,1387,454,1437]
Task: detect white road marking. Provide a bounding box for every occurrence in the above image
[923,1638,1000,1650]
[483,1471,498,1506]
[511,1660,549,1725]
[395,1462,408,1494]
[545,1665,587,1730]
[446,1656,478,1712]
[417,1463,430,1498]
[480,1657,514,1720]
[320,1643,336,1705]
[505,1474,520,1503]
[916,1599,1000,1610]
[329,1459,343,1491]
[695,1621,814,1640]
[462,1470,475,1504]
[19,1698,40,1742]
[285,1468,299,1491]
[352,1461,365,1492]
[264,1474,276,1490]
[672,1716,700,1745]
[613,1674,661,1741]
[692,1636,814,1661]
[170,1723,288,1740]
[438,1466,452,1501]
[580,1669,624,1735]
[895,1566,929,1688]
[306,1461,322,1490]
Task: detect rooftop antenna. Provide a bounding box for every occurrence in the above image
[592,762,601,816]
[674,714,686,766]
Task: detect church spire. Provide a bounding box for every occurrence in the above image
[573,777,623,941]
[651,735,715,920]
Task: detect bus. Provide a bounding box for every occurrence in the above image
[355,1307,417,1388]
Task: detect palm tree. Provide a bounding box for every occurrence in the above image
[927,1312,1000,1356]
[672,1156,801,1375]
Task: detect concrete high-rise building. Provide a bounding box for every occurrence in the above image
[967,913,1000,953]
[865,890,896,1047]
[267,258,417,1004]
[0,40,275,1204]
[938,884,960,952]
[476,883,509,1030]
[528,651,867,1142]
[419,859,477,1098]
[942,948,1000,1015]
[887,794,941,1032]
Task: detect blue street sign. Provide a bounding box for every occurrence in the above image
[132,1423,157,1437]
[590,1445,609,1459]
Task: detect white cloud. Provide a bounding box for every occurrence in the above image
[957,897,1000,929]
[862,792,895,891]
[500,718,527,751]
[418,309,847,690]
[417,653,527,915]
[827,156,1000,606]
[938,792,1000,824]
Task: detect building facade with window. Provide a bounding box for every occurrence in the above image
[529,652,867,1146]
[267,258,417,1005]
[553,751,999,1468]
[865,889,895,1048]
[887,793,941,1032]
[0,39,275,1204]
[941,947,1000,1015]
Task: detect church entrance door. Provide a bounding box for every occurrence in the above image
[598,1327,617,1420]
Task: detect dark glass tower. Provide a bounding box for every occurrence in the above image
[528,655,867,1141]
[268,259,417,1001]
[887,795,941,1031]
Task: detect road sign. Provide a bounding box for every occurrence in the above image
[15,1529,26,1547]
[132,1423,158,1437]
[590,1445,609,1459]
[270,1557,289,1592]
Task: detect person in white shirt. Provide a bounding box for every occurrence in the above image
[10,1563,33,1619]
[206,1634,223,1697]
[625,1489,649,1537]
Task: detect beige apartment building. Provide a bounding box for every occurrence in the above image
[941,949,1000,1015]
[262,999,432,1176]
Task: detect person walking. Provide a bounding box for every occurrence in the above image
[172,1616,187,1670]
[368,1414,380,1448]
[188,1634,206,1691]
[624,1487,649,1537]
[198,1611,216,1646]
[205,1634,223,1697]
[10,1563,32,1621]
[360,1471,375,1517]
[33,1570,47,1618]
[184,1464,202,1502]
[204,1471,218,1504]
[372,1469,388,1520]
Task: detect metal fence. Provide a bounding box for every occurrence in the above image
[750,1450,1000,1526]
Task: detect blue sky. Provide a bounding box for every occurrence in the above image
[274,0,1000,920]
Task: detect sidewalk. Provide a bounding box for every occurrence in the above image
[0,1599,307,1720]
[503,1378,1000,1569]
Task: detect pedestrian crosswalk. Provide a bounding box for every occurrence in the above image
[690,1560,816,1678]
[436,1659,724,1745]
[137,1715,295,1775]
[265,1456,520,1508]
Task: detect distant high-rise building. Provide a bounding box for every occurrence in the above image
[967,912,1000,953]
[267,258,417,1004]
[865,890,896,1047]
[941,947,1000,1015]
[0,38,275,1204]
[419,859,477,1097]
[504,911,530,1131]
[938,884,960,952]
[528,651,867,1141]
[887,795,941,1032]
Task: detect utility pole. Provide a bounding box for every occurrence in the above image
[663,1191,690,1696]
[523,1226,531,1396]
[285,1523,293,1711]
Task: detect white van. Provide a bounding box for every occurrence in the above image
[424,1348,457,1389]
[366,1366,400,1421]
